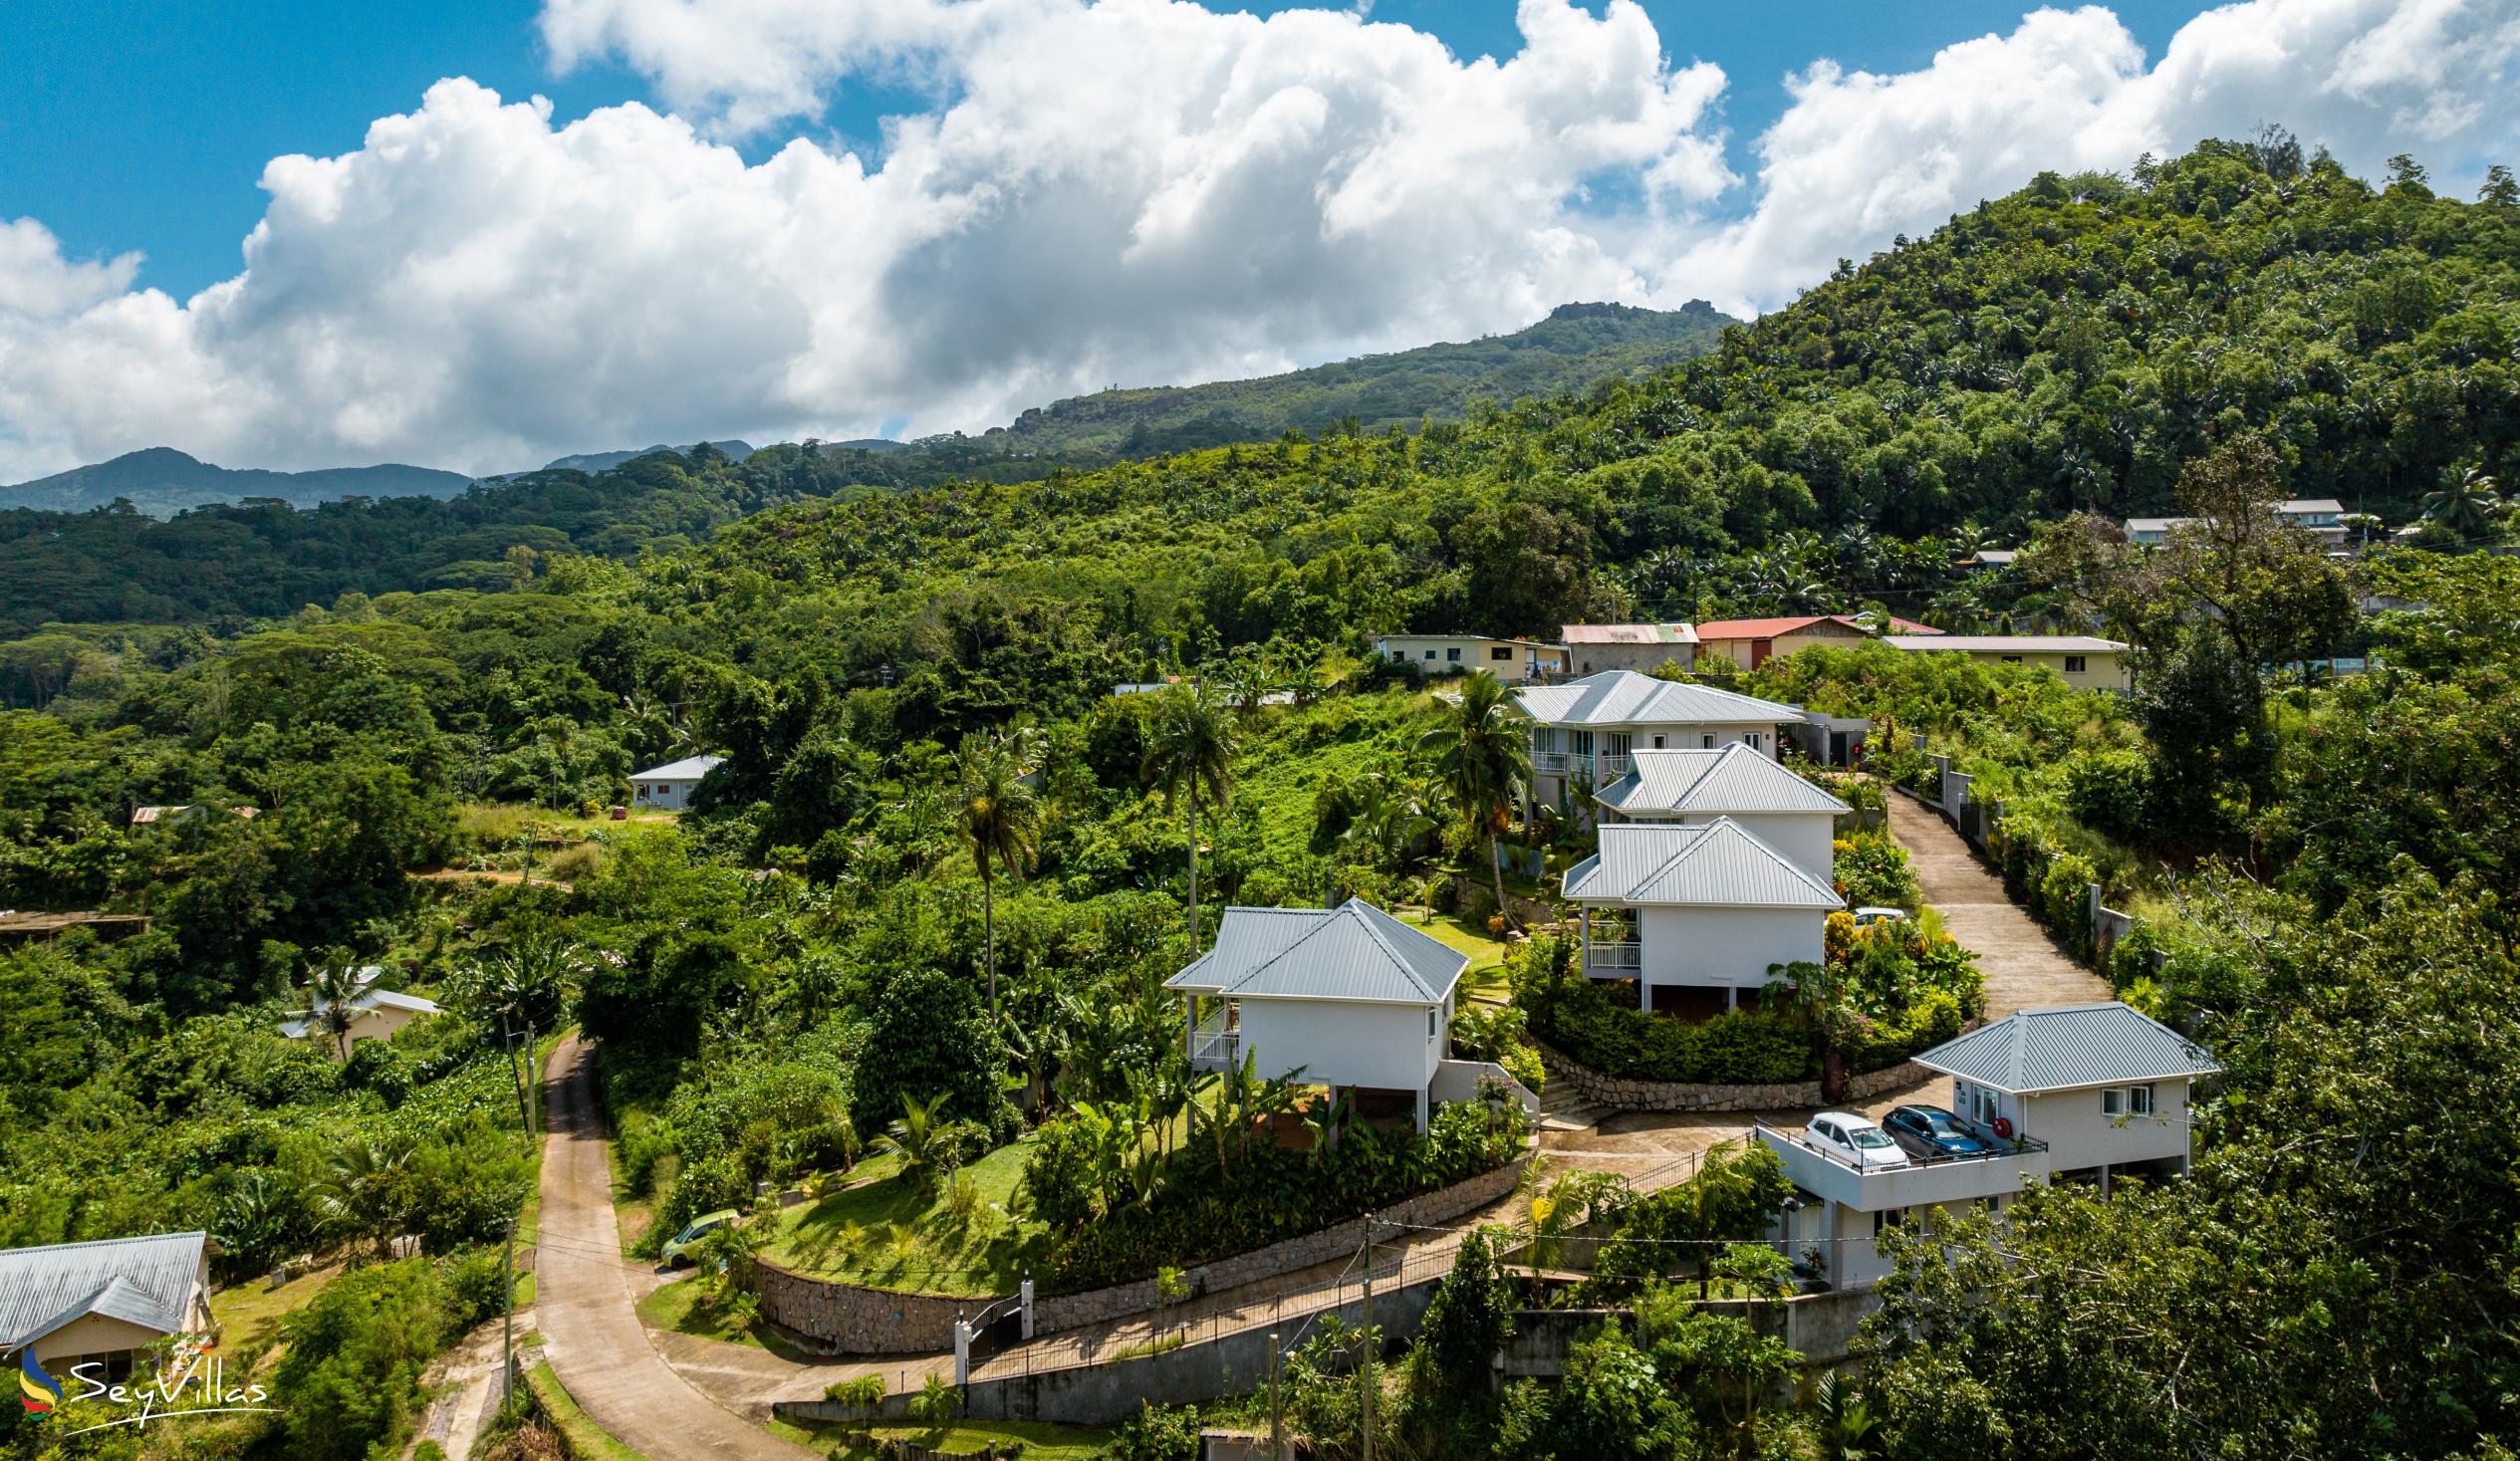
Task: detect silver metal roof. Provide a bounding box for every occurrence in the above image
[630,754,726,781]
[1561,622,1700,645]
[1164,900,1466,1006]
[1514,670,1801,730]
[1562,820,1843,908]
[0,1232,206,1349]
[1880,635,2127,653]
[1596,745,1850,817]
[279,968,441,1039]
[1913,1002,2220,1094]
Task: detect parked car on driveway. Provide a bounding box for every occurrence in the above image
[1852,906,1908,927]
[1883,1103,1999,1160]
[660,1209,742,1267]
[1803,1111,1912,1170]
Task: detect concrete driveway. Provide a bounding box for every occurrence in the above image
[1885,794,2114,1017]
[535,1036,820,1459]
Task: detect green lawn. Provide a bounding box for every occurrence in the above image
[636,1274,822,1360]
[525,1362,654,1461]
[763,1137,1046,1297]
[771,1418,1115,1461]
[1400,909,1514,1001]
[209,1262,341,1367]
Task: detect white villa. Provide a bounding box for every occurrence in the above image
[1164,900,1538,1132]
[1758,1001,2220,1286]
[630,754,724,812]
[1561,820,1843,1016]
[2127,498,2348,548]
[1514,670,1805,818]
[279,966,442,1055]
[1371,633,1571,681]
[1592,744,1850,880]
[0,1231,213,1381]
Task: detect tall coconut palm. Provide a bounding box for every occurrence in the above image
[299,951,372,1064]
[1142,683,1236,950]
[1416,671,1533,929]
[955,729,1044,1016]
[2421,466,2502,539]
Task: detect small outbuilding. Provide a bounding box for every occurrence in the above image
[0,1231,214,1383]
[629,754,725,812]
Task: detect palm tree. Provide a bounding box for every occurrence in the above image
[2421,466,2502,539]
[299,951,372,1064]
[317,1135,414,1257]
[876,1093,966,1195]
[955,729,1044,1016]
[457,929,590,1033]
[1142,682,1236,950]
[1416,671,1533,930]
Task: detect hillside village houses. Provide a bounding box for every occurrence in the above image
[0,1231,213,1381]
[1165,899,1538,1134]
[2126,497,2350,548]
[630,753,724,812]
[1370,632,1571,680]
[278,965,441,1055]
[1693,614,1942,671]
[1879,633,2134,693]
[1758,1002,2219,1286]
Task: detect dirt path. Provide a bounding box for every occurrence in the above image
[1886,794,2114,1017]
[536,1036,819,1460]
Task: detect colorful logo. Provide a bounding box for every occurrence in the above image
[18,1349,61,1416]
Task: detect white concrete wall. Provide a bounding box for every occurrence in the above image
[1232,997,1440,1094]
[1638,905,1826,992]
[1567,642,1696,676]
[30,1313,176,1370]
[2009,1080,2194,1171]
[1814,1195,2013,1288]
[1682,811,1834,883]
[634,777,704,812]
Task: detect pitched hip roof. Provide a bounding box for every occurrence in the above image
[0,1232,206,1350]
[1694,614,1943,638]
[1562,820,1844,908]
[1912,1002,2220,1095]
[630,754,726,781]
[1163,900,1468,1005]
[1513,670,1802,728]
[279,967,442,1039]
[1595,744,1852,817]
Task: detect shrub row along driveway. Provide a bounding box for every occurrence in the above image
[1884,793,2115,1018]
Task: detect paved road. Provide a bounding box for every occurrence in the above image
[1886,793,2114,1017]
[536,1036,820,1460]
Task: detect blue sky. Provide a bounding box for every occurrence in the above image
[2,0,2204,301]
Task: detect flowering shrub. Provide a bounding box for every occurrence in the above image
[1511,939,1812,1084]
[1832,831,1921,909]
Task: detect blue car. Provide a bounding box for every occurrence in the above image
[1884,1104,1998,1159]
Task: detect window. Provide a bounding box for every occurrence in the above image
[1427,1008,1438,1038]
[1701,735,1715,749]
[2065,655,2088,673]
[1745,733,1764,751]
[2104,1086,2155,1116]
[2102,1088,2122,1116]
[1389,649,1406,662]
[1422,649,1436,660]
[1446,646,1461,662]
[1490,645,1513,660]
[2129,1084,2154,1115]
[2001,654,2023,664]
[1651,735,1665,749]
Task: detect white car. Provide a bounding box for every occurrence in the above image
[1852,906,1908,928]
[1804,1111,1913,1170]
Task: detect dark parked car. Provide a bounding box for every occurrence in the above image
[1883,1104,1999,1159]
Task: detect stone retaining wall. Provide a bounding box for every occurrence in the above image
[1536,1040,1932,1112]
[753,1262,977,1354]
[1034,1152,1532,1334]
[761,1152,1533,1353]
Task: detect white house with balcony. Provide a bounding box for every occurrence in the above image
[1592,744,1849,881]
[1560,820,1842,1016]
[1514,670,1803,821]
[1756,1001,2219,1287]
[1163,900,1537,1133]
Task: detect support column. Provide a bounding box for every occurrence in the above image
[1726,986,1738,1013]
[2099,1163,2113,1198]
[1414,1085,1428,1135]
[1184,996,1196,1057]
[1580,907,1592,973]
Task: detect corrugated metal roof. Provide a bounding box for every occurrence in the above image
[1560,622,1700,645]
[1563,820,1843,908]
[1913,1002,2221,1094]
[280,969,441,1039]
[1514,670,1802,729]
[1597,745,1850,817]
[0,1232,205,1349]
[630,754,726,781]
[1881,635,2127,653]
[1163,901,1465,1005]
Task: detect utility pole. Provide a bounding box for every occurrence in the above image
[501,1213,516,1407]
[524,1018,539,1140]
[1269,1331,1283,1461]
[500,1017,531,1131]
[1360,1214,1375,1461]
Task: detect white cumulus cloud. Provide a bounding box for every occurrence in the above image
[0,0,2514,480]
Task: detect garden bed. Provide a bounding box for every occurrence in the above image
[1533,1039,1939,1113]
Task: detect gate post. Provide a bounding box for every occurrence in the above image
[1020,1276,1035,1339]
[954,1316,971,1384]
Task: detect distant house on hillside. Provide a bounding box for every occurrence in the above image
[1879,634,2132,693]
[1513,670,1805,819]
[1693,615,1941,671]
[2126,499,2348,548]
[0,1232,214,1382]
[1164,900,1537,1132]
[1560,622,1698,676]
[630,754,724,812]
[1371,633,1570,681]
[128,804,259,829]
[279,967,441,1056]
[1561,819,1843,1016]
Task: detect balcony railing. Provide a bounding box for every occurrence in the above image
[1188,1018,1240,1072]
[1535,751,1570,772]
[1594,753,1632,778]
[1584,939,1641,973]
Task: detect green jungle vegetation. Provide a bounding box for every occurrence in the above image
[2,137,2519,1460]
